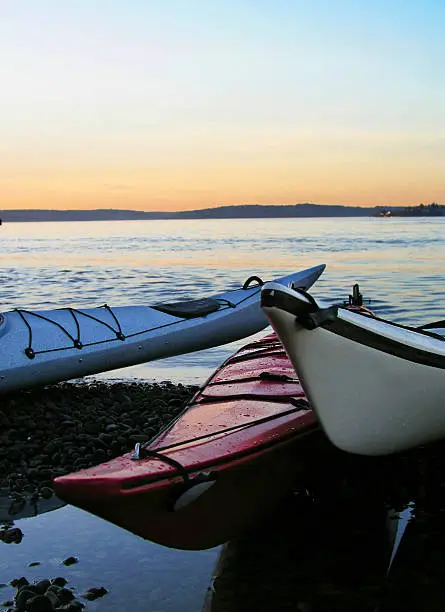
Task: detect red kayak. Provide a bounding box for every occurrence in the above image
[54,334,318,550]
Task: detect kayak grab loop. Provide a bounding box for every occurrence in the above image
[131,443,190,485]
[243,276,264,290]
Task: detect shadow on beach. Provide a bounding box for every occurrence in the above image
[204,437,445,612]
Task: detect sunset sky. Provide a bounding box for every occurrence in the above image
[1,1,444,211]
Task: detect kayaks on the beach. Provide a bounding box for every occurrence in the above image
[54,333,319,550]
[0,264,325,395]
[261,282,445,456]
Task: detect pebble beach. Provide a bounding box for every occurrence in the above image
[0,381,198,520]
[0,380,203,612]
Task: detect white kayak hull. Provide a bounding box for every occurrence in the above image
[0,265,325,394]
[261,283,445,456]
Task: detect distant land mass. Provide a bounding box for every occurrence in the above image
[0,203,443,222]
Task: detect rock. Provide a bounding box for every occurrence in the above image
[62,557,78,566]
[39,487,54,499]
[80,586,108,600]
[45,585,60,595]
[61,420,76,428]
[1,527,23,543]
[44,590,59,608]
[97,433,113,444]
[13,478,27,491]
[28,562,41,567]
[25,594,54,611]
[36,468,52,480]
[168,397,183,407]
[83,422,101,435]
[26,469,40,481]
[35,580,51,595]
[56,589,74,605]
[19,585,40,596]
[109,441,122,454]
[10,577,29,589]
[43,440,61,455]
[39,480,53,489]
[14,588,37,611]
[50,579,67,588]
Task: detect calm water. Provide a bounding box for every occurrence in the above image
[1,217,444,610]
[1,217,444,383]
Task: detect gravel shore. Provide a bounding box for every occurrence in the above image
[0,380,198,523]
[4,381,445,610]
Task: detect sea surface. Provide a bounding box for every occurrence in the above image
[0,217,444,610]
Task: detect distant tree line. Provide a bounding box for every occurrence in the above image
[377,202,444,217]
[1,202,443,222]
[395,202,444,217]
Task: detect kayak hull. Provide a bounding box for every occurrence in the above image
[261,283,445,456]
[0,265,325,394]
[54,334,318,549]
[68,436,311,550]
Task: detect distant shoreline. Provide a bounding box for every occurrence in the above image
[0,203,443,222]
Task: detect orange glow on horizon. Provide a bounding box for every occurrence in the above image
[1,158,443,211]
[1,127,443,211]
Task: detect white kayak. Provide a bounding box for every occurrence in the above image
[0,264,325,395]
[261,282,445,456]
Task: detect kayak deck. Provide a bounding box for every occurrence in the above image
[0,265,326,394]
[54,334,319,549]
[56,334,315,497]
